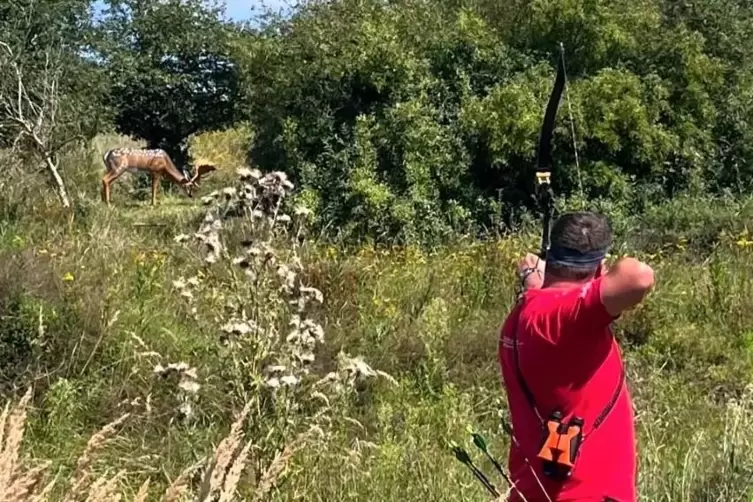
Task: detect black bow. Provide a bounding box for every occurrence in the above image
[535,43,567,259]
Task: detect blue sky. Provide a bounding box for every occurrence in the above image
[224,0,256,21]
[224,0,290,21]
[92,0,292,23]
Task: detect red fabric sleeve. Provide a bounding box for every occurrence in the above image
[559,276,618,332]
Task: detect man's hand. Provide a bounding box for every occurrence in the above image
[518,253,545,290]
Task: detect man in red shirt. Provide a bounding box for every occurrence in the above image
[498,212,655,502]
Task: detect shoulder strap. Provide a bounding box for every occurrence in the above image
[586,364,625,436]
[511,299,545,423]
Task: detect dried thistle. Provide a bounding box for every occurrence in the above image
[167,166,388,502]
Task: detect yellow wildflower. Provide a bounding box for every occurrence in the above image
[62,272,75,282]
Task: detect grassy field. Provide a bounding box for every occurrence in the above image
[2,134,753,501]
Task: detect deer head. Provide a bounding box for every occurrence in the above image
[180,178,197,197]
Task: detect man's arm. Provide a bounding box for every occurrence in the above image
[518,253,545,290]
[599,257,655,316]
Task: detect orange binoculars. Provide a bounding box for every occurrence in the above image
[537,411,584,480]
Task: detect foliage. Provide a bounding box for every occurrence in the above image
[6,0,753,237]
[6,0,753,497]
[186,123,254,181]
[171,165,394,453]
[0,0,107,146]
[230,0,753,243]
[93,0,243,166]
[0,0,109,207]
[1,137,753,500]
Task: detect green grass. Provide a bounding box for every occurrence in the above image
[2,137,753,501]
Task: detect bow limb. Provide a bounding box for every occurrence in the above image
[535,43,567,259]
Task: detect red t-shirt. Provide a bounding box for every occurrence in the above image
[498,277,636,502]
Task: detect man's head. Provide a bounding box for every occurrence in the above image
[545,212,612,281]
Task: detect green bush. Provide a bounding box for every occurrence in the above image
[230,0,753,244]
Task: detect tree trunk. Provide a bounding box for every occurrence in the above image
[44,155,70,208]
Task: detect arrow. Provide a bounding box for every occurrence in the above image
[450,441,501,498]
[501,418,553,502]
[471,432,516,492]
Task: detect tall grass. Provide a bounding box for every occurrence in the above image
[2,134,753,500]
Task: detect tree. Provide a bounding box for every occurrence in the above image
[95,0,243,168]
[0,44,78,207]
[0,0,107,207]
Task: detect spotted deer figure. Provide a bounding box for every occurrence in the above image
[101,148,216,206]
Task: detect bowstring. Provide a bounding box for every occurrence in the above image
[560,49,584,211]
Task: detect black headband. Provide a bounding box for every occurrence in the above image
[546,245,607,268]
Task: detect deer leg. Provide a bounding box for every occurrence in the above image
[151,172,159,206]
[102,168,126,205]
[102,173,115,205]
[101,177,108,204]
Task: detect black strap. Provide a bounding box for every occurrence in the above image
[510,296,625,437]
[587,364,625,437]
[511,301,545,423]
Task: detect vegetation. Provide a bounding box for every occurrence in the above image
[2,0,753,500]
[95,0,242,165]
